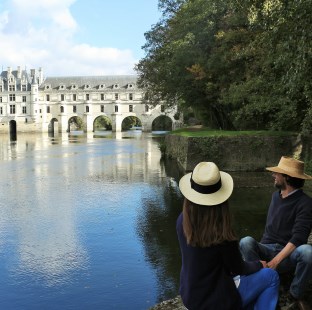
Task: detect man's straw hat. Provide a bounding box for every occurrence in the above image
[179,162,233,206]
[266,156,312,180]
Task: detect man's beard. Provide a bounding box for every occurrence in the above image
[275,182,286,190]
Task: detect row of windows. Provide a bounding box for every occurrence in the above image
[0,105,26,114]
[0,85,28,92]
[48,93,134,102]
[0,104,165,116]
[0,95,27,102]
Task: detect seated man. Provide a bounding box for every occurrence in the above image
[240,156,312,310]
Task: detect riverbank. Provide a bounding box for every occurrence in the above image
[163,128,312,173]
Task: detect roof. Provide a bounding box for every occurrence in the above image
[39,75,139,90]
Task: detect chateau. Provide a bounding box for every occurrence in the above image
[0,66,180,134]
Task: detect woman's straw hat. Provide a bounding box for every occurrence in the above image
[179,162,233,206]
[266,156,312,179]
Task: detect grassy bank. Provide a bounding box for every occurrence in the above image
[171,127,297,137]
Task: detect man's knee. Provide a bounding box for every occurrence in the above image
[297,244,312,265]
[240,236,257,251]
[239,236,258,260]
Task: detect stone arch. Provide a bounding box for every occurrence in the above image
[93,115,112,131]
[68,116,85,133]
[151,115,173,131]
[48,118,59,134]
[121,115,142,131]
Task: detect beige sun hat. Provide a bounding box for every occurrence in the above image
[179,162,234,206]
[266,156,312,180]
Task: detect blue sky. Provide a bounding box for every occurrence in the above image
[0,0,161,76]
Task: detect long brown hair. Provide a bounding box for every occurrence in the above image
[182,198,237,247]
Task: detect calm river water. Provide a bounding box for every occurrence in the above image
[0,131,287,309]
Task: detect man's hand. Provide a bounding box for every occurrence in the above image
[267,242,296,270]
[267,257,280,270]
[260,260,268,268]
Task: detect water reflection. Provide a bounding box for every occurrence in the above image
[1,132,309,309]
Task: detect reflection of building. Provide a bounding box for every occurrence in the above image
[0,67,182,134]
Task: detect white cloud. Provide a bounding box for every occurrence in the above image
[0,0,138,76]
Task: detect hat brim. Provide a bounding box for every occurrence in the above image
[266,167,312,180]
[179,171,234,206]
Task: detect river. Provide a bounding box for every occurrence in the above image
[0,131,289,309]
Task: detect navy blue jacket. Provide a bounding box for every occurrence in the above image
[261,189,312,247]
[177,213,262,310]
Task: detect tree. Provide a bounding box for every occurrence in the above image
[136,0,312,132]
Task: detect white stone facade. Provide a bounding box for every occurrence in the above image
[0,67,181,134]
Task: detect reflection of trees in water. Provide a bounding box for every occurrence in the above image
[230,186,272,241]
[136,158,183,303]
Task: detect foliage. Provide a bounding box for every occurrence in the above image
[136,0,312,133]
[170,127,296,137]
[122,116,142,131]
[94,116,112,130]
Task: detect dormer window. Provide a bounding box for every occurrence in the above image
[59,84,65,90]
[71,84,77,90]
[127,83,134,89]
[99,84,105,89]
[45,84,51,90]
[113,84,119,89]
[84,84,90,89]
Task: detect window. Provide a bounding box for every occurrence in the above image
[161,105,165,112]
[115,105,118,112]
[129,93,133,100]
[0,107,2,114]
[145,105,149,112]
[47,106,50,113]
[86,94,90,100]
[10,105,16,114]
[22,96,26,102]
[73,105,77,113]
[22,85,27,91]
[0,96,2,102]
[60,106,64,113]
[9,85,15,91]
[101,105,104,112]
[115,93,118,100]
[129,105,133,112]
[86,106,89,113]
[22,106,27,114]
[0,86,2,92]
[101,93,104,100]
[73,94,77,101]
[9,94,16,101]
[61,94,65,101]
[46,94,50,101]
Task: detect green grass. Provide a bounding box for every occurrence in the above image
[171,127,297,137]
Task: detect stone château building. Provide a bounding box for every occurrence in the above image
[0,66,180,134]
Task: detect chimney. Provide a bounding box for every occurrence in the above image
[7,66,11,76]
[30,69,36,77]
[17,66,21,79]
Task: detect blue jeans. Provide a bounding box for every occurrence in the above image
[240,236,312,298]
[238,268,279,310]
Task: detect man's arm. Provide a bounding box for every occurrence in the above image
[267,242,296,269]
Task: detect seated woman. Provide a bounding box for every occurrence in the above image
[177,162,279,310]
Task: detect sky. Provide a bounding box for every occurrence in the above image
[0,0,161,77]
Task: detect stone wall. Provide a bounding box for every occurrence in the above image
[164,133,302,172]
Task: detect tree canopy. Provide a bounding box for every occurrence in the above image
[135,0,312,132]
